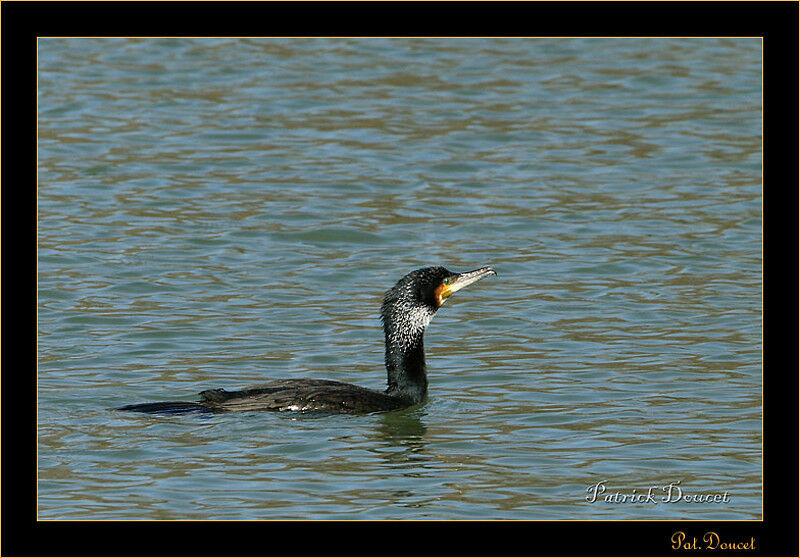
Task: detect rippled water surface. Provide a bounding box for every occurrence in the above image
[38,38,761,520]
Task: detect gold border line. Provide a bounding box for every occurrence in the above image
[34,36,765,523]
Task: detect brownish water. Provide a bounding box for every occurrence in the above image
[38,38,761,519]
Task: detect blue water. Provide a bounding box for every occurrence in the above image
[38,38,761,520]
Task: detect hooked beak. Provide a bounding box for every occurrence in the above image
[435,266,497,307]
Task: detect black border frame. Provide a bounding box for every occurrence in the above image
[3,1,797,556]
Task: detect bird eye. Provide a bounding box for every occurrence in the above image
[443,277,452,285]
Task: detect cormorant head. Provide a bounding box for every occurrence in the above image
[381,266,496,345]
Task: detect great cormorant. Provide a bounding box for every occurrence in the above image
[117,266,496,414]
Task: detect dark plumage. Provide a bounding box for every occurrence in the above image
[117,265,496,415]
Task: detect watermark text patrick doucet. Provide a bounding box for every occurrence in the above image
[586,480,730,504]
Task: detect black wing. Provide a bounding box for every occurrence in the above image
[199,379,407,413]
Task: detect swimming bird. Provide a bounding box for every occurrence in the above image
[117,266,496,414]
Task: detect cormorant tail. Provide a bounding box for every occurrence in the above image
[115,401,211,415]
